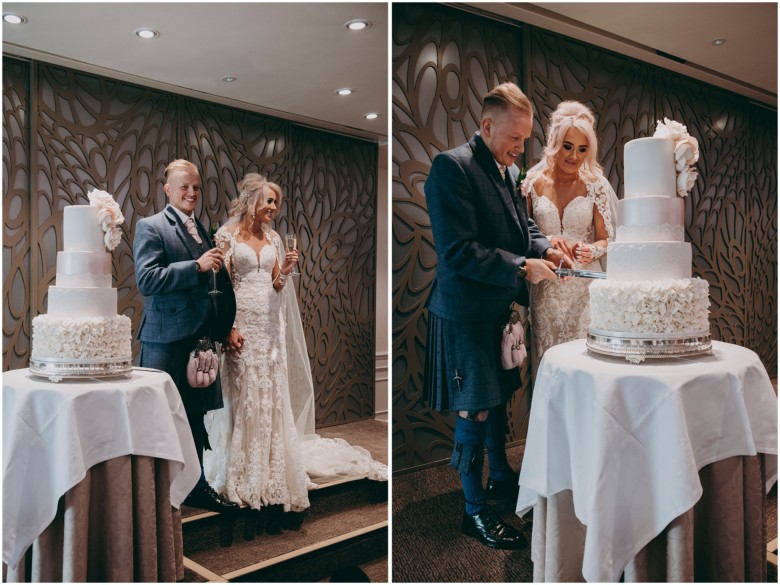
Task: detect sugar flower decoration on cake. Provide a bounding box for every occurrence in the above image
[87,188,124,250]
[653,118,699,197]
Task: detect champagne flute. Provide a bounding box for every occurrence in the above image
[285,233,299,276]
[208,234,223,313]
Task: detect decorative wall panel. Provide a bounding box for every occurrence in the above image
[181,98,291,223]
[392,6,777,473]
[2,58,31,371]
[34,63,178,353]
[527,29,656,197]
[2,59,377,426]
[392,3,526,470]
[745,104,778,370]
[289,126,378,425]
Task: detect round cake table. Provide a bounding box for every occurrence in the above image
[516,339,777,582]
[3,367,200,582]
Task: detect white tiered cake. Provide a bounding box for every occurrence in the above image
[587,119,711,362]
[30,191,132,380]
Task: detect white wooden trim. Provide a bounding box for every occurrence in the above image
[183,556,229,582]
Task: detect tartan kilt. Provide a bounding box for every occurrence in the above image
[424,311,521,412]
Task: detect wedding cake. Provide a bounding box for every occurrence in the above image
[587,119,711,362]
[30,190,133,380]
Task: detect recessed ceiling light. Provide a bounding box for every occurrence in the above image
[135,28,159,39]
[222,76,237,83]
[364,113,379,120]
[3,13,27,24]
[345,19,371,31]
[712,38,726,46]
[336,88,355,96]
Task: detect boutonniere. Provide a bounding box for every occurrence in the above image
[516,167,528,198]
[210,221,221,244]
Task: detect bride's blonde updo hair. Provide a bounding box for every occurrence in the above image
[542,101,603,180]
[228,172,284,227]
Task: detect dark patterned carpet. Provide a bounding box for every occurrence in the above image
[393,445,778,582]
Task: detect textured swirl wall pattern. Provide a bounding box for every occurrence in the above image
[2,58,378,427]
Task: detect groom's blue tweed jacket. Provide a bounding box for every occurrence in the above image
[424,133,551,322]
[134,204,235,343]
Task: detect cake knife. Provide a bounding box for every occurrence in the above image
[555,267,607,279]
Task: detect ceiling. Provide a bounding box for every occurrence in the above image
[1,2,775,148]
[465,2,777,107]
[1,2,388,143]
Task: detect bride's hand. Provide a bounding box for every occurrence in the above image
[572,242,593,264]
[549,236,575,259]
[225,328,244,354]
[282,250,299,275]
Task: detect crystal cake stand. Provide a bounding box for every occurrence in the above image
[29,356,134,383]
[586,328,712,364]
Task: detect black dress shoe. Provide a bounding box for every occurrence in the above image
[264,504,284,535]
[184,485,240,513]
[486,474,520,501]
[462,506,527,550]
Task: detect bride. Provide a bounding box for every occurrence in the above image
[521,101,618,372]
[204,173,386,530]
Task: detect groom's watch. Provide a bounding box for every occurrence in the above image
[517,260,527,279]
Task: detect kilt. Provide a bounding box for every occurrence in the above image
[424,311,521,412]
[139,336,223,459]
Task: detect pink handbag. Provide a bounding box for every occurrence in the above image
[501,310,527,370]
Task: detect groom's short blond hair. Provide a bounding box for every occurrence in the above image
[164,159,199,182]
[481,83,533,120]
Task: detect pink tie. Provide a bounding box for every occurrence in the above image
[185,217,202,244]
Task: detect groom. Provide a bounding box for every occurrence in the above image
[134,159,237,513]
[423,83,571,549]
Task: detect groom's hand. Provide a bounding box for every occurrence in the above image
[524,258,560,284]
[196,248,224,272]
[543,247,574,269]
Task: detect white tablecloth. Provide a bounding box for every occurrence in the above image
[3,368,200,569]
[516,340,778,582]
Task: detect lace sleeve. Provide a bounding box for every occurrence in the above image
[266,227,285,265]
[520,165,545,200]
[215,227,238,285]
[589,175,619,267]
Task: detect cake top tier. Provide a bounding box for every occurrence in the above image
[63,190,124,253]
[624,137,676,199]
[63,206,104,252]
[624,118,699,200]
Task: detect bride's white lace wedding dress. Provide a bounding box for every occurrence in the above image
[204,225,387,512]
[524,172,617,373]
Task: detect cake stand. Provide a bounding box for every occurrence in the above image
[29,356,134,383]
[586,328,712,364]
